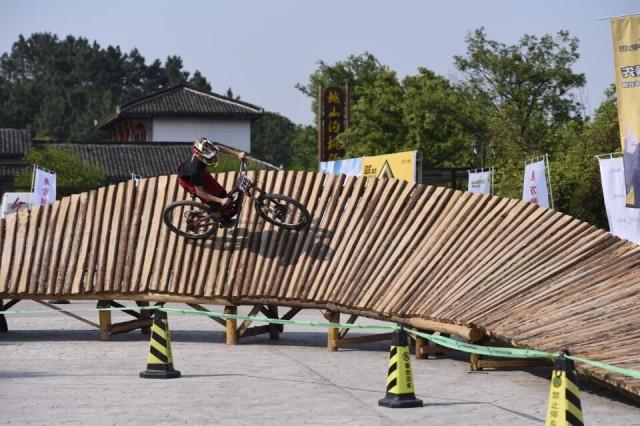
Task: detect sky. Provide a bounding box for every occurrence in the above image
[1,0,638,126]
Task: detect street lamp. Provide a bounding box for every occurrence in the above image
[471,137,495,168]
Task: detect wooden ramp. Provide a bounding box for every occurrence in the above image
[1,171,639,398]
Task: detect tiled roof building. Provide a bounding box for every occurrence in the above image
[0,129,32,194]
[97,85,262,151]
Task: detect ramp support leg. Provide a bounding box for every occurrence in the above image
[224,306,238,345]
[97,300,112,341]
[324,310,340,352]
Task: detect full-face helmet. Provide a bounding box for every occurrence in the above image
[192,138,219,165]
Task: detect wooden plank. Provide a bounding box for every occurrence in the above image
[308,176,371,303]
[54,195,81,295]
[33,300,99,328]
[122,178,149,293]
[64,193,88,295]
[8,209,30,294]
[0,212,17,294]
[95,185,117,293]
[147,175,177,292]
[45,197,71,295]
[132,176,162,292]
[113,181,136,293]
[18,206,42,294]
[28,204,51,295]
[104,182,127,292]
[37,200,61,295]
[274,172,319,299]
[72,190,97,295]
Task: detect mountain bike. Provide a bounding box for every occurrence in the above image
[163,161,311,239]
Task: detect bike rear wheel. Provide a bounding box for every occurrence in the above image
[254,193,311,230]
[163,200,218,239]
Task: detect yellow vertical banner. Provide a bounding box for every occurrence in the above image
[361,151,418,182]
[612,15,640,207]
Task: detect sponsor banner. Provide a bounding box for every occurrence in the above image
[467,170,492,194]
[319,157,362,177]
[612,15,640,207]
[322,86,346,161]
[522,159,550,208]
[32,167,56,206]
[0,192,32,219]
[598,156,640,243]
[361,151,418,182]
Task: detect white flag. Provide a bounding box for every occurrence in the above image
[598,156,640,243]
[468,170,491,194]
[522,159,550,208]
[32,167,56,206]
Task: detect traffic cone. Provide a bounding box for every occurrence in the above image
[545,350,583,426]
[378,328,423,408]
[139,309,181,379]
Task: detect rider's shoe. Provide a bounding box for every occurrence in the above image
[219,217,237,229]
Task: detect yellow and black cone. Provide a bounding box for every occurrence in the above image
[140,309,181,379]
[545,349,583,426]
[378,328,423,408]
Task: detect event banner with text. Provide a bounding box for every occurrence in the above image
[612,15,640,207]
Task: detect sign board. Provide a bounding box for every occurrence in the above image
[598,155,640,243]
[611,15,640,207]
[322,86,346,161]
[522,159,551,208]
[1,192,32,219]
[361,151,419,182]
[32,167,56,206]
[467,169,492,194]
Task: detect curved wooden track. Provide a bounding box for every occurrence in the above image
[1,171,639,398]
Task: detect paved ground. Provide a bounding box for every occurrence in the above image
[1,300,639,425]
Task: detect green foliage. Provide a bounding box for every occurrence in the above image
[454,28,586,156]
[289,125,317,170]
[0,33,213,140]
[251,112,296,168]
[14,145,105,196]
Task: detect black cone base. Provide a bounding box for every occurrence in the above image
[139,367,181,379]
[378,393,423,408]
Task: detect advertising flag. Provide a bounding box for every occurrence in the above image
[32,167,56,206]
[597,156,640,243]
[611,15,640,207]
[522,159,550,208]
[467,169,492,194]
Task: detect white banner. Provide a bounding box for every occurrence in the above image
[319,157,362,177]
[467,170,492,194]
[598,156,640,243]
[522,159,550,208]
[1,192,32,219]
[32,167,56,206]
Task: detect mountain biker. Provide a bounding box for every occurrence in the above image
[178,137,246,228]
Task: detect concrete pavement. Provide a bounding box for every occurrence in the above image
[1,301,638,425]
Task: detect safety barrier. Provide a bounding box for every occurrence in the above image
[1,171,640,400]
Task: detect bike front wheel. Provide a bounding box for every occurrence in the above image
[163,200,217,239]
[254,194,311,230]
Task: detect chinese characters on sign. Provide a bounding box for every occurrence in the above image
[522,158,550,208]
[322,87,346,161]
[32,167,56,206]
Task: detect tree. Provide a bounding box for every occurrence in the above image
[402,68,476,167]
[251,112,296,167]
[345,68,405,157]
[296,52,388,121]
[0,33,213,140]
[454,28,586,157]
[14,145,105,196]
